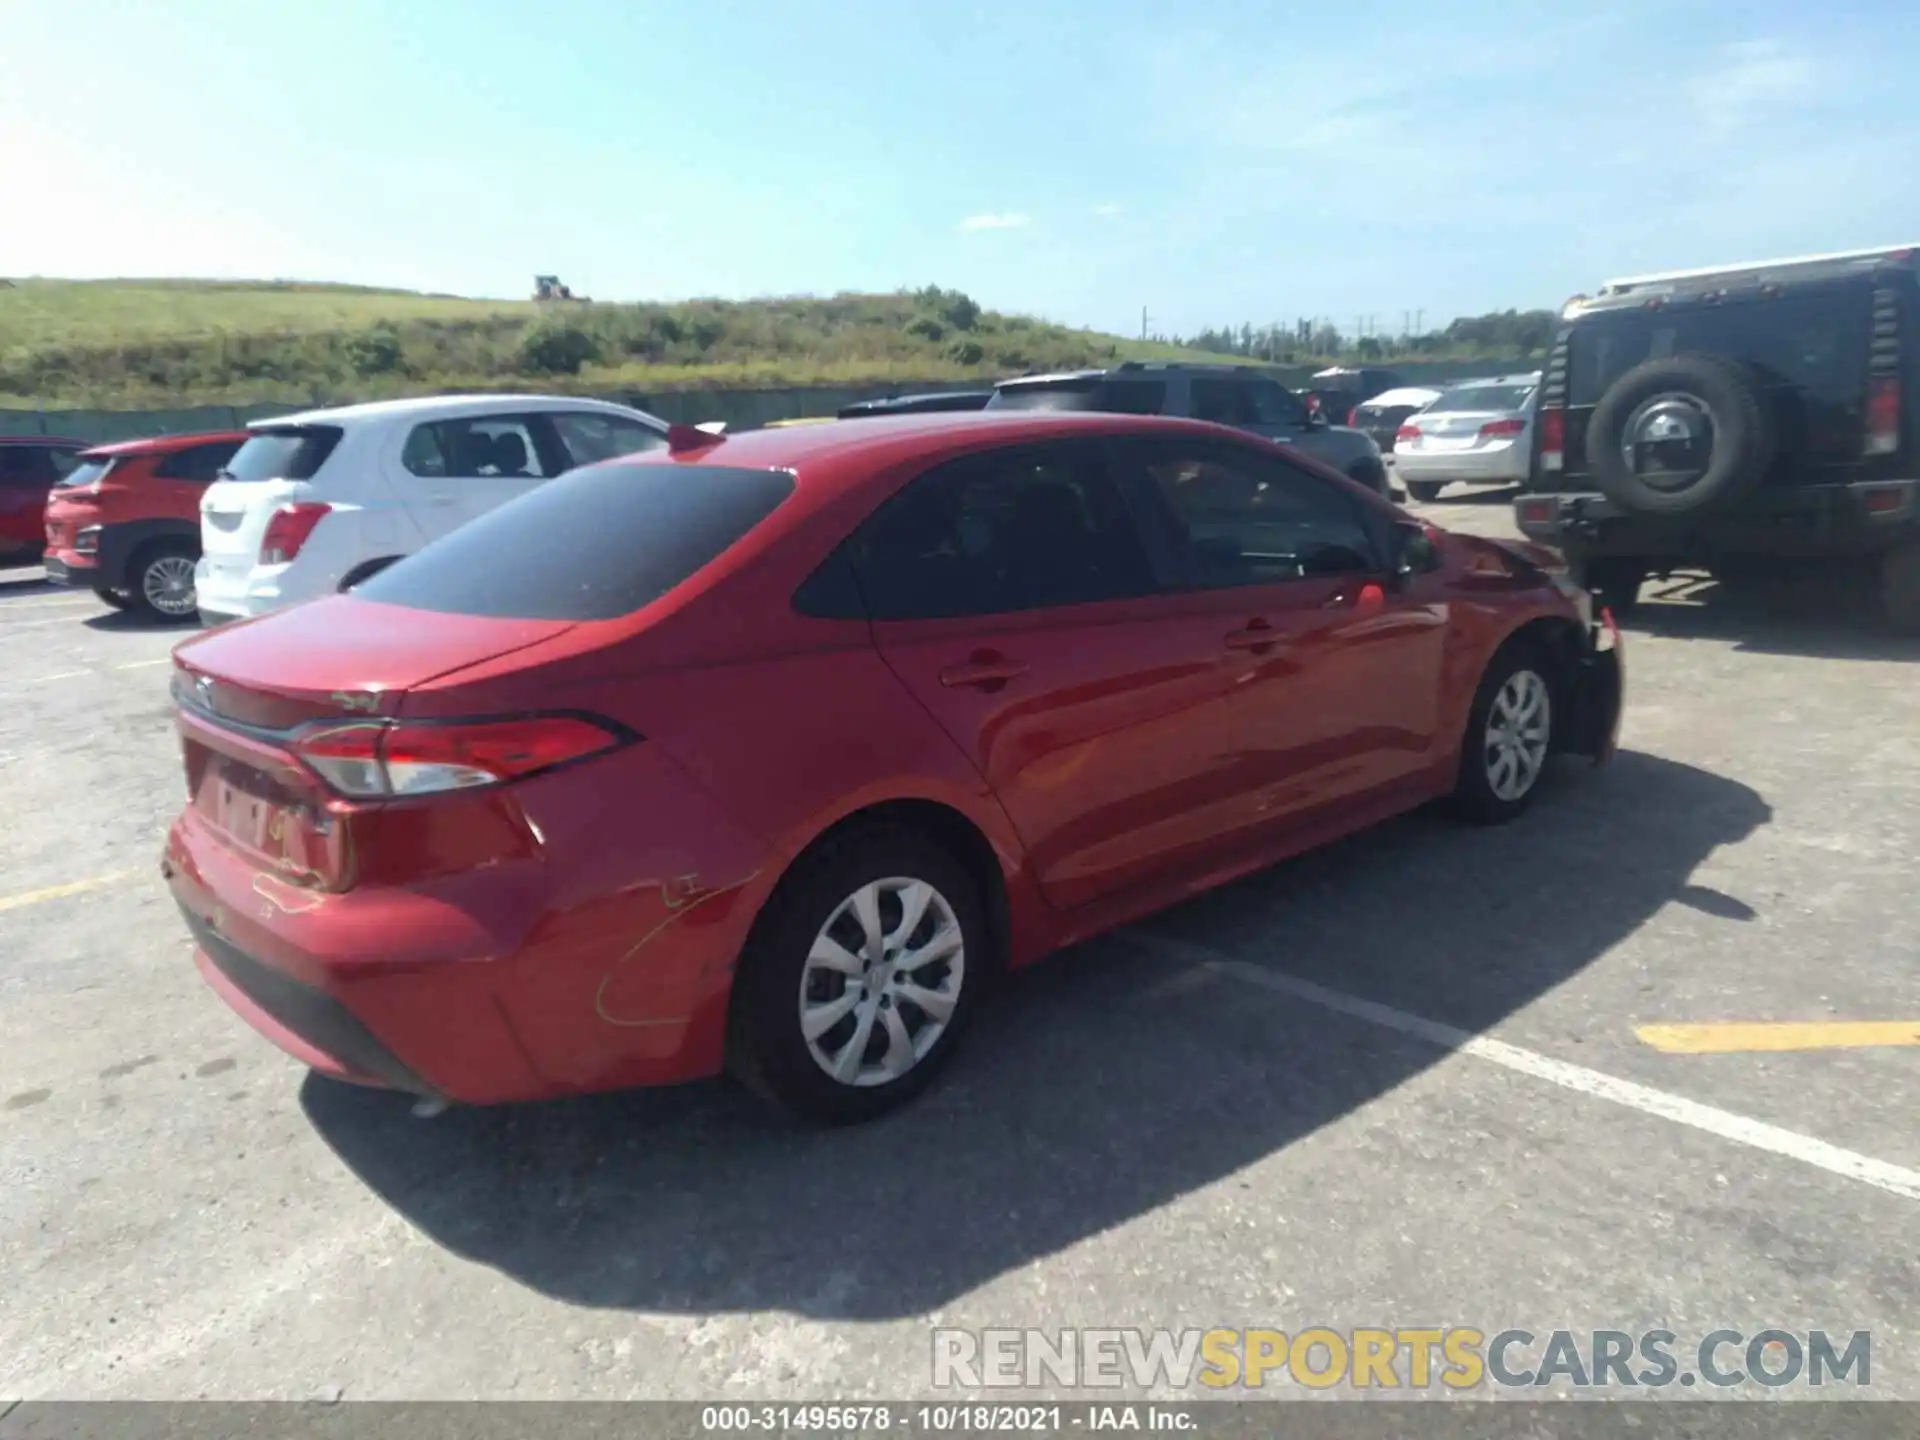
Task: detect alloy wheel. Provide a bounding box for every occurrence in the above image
[142,555,198,618]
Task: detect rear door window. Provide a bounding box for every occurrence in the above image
[223,427,343,482]
[155,441,244,482]
[548,412,668,469]
[1189,378,1258,426]
[353,463,796,620]
[405,417,547,480]
[0,446,57,487]
[844,442,1157,619]
[1246,378,1309,426]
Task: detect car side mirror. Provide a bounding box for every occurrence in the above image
[1391,522,1441,587]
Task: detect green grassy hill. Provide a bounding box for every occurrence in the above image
[0,278,1253,409]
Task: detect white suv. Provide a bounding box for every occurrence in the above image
[194,394,671,623]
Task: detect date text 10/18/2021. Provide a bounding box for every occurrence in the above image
[701,1406,1190,1432]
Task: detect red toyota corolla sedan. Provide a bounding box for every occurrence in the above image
[163,411,1622,1123]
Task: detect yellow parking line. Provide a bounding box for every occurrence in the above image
[1637,1021,1920,1054]
[0,870,138,914]
[27,670,89,684]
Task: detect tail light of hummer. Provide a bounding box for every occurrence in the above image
[1538,406,1567,471]
[1865,376,1900,456]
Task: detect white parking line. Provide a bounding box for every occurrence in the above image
[5,658,173,686]
[0,615,102,632]
[1118,932,1920,1204]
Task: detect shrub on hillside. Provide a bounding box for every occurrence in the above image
[518,320,602,375]
[345,325,405,376]
[914,286,981,333]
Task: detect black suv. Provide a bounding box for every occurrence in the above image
[1516,244,1920,627]
[987,362,1392,497]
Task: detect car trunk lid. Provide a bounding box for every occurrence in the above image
[1402,410,1521,452]
[172,596,579,888]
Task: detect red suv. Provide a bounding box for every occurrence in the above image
[44,431,246,618]
[1,436,89,567]
[165,412,1622,1124]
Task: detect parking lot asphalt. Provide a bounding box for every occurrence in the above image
[4,496,1919,1403]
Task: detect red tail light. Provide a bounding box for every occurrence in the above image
[1517,497,1558,526]
[1539,407,1566,471]
[259,502,333,564]
[1346,408,1360,426]
[292,715,630,798]
[1479,418,1527,439]
[1866,375,1900,456]
[1397,425,1422,443]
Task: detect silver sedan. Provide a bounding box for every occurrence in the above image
[1395,373,1541,503]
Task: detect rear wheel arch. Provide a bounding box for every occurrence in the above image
[747,798,1014,982]
[723,798,1014,1122]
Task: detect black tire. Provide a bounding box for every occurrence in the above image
[1446,641,1557,825]
[1407,481,1445,503]
[127,541,200,621]
[729,824,988,1125]
[1880,539,1920,634]
[91,585,134,612]
[1566,552,1646,620]
[1585,355,1775,516]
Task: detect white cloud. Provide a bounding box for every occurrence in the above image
[1691,38,1816,134]
[1091,203,1123,217]
[958,212,1032,232]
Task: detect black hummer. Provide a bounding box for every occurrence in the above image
[1515,244,1920,628]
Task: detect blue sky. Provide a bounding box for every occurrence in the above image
[3,0,1916,338]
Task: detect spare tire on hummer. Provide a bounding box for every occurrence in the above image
[1585,355,1777,516]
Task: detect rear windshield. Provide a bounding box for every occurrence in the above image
[1432,383,1536,413]
[354,462,797,621]
[1567,290,1870,407]
[222,425,344,482]
[989,379,1166,414]
[56,459,113,489]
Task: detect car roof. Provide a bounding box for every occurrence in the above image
[996,362,1272,386]
[79,429,249,459]
[619,409,1264,489]
[1362,386,1444,408]
[1441,373,1541,389]
[250,393,663,431]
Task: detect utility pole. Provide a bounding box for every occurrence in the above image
[1416,309,1425,336]
[1141,306,1149,342]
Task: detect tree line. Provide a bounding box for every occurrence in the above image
[1173,309,1559,364]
